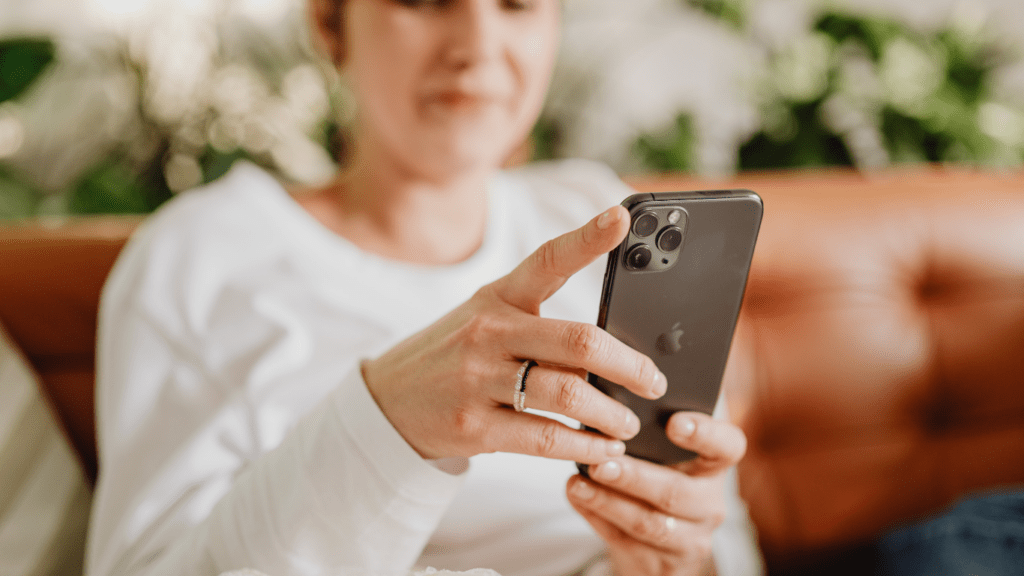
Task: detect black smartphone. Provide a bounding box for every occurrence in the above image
[581,189,762,469]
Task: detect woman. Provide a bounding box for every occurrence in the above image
[87,1,759,575]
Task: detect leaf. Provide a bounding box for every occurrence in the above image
[634,114,696,172]
[0,165,42,219]
[0,38,56,103]
[68,159,153,215]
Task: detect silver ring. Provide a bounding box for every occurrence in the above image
[660,515,677,544]
[514,360,537,412]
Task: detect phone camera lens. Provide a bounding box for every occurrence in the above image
[625,244,652,269]
[657,226,683,252]
[632,212,658,238]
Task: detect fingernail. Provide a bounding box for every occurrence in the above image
[592,460,622,482]
[650,372,668,398]
[606,440,626,457]
[596,207,618,230]
[624,411,641,439]
[675,416,697,439]
[573,479,596,500]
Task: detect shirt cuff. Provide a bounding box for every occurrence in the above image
[329,365,468,505]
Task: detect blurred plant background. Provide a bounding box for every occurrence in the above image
[2,0,1024,219]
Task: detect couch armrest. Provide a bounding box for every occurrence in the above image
[0,216,140,483]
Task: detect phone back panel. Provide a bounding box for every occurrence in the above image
[588,190,762,465]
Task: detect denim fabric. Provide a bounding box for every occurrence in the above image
[877,491,1024,576]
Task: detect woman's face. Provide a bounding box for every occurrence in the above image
[335,0,560,181]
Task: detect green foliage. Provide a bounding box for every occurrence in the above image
[0,165,41,218]
[0,38,55,103]
[64,146,256,215]
[810,13,1008,165]
[815,12,897,61]
[68,158,158,215]
[201,147,254,185]
[3,4,1023,218]
[645,2,1024,173]
[687,0,745,30]
[738,102,853,169]
[0,31,318,220]
[634,114,696,172]
[530,118,561,162]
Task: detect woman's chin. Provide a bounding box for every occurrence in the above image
[407,139,511,183]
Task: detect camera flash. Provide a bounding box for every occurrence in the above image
[668,210,682,224]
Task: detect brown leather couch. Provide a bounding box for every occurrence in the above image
[2,167,1023,574]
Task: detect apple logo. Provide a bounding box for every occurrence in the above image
[656,322,684,355]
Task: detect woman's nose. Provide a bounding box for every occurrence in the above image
[442,0,502,69]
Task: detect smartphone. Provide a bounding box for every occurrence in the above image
[581,189,762,469]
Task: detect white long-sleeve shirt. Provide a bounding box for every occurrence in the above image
[87,160,762,576]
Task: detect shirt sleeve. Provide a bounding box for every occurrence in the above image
[157,367,465,575]
[711,466,764,576]
[710,399,764,576]
[87,222,466,576]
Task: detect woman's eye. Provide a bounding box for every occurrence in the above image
[392,0,534,11]
[393,0,448,8]
[391,0,536,10]
[501,0,535,11]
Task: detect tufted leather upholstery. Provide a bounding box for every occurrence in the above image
[1,168,1023,573]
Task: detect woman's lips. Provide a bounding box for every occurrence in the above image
[430,90,500,110]
[436,91,475,106]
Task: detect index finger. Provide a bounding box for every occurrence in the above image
[493,205,628,313]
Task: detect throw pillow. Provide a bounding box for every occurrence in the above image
[0,323,91,576]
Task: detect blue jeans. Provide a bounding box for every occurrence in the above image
[876,491,1024,576]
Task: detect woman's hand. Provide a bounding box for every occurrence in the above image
[567,412,747,576]
[362,205,667,464]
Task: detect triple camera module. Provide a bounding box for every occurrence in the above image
[623,208,688,272]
